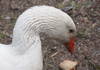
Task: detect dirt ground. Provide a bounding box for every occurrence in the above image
[0,0,100,70]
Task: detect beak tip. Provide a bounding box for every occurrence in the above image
[68,48,74,54]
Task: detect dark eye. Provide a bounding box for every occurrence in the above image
[69,29,74,33]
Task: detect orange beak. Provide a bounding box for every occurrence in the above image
[64,38,75,53]
[68,38,75,53]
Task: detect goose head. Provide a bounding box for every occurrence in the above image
[35,6,76,53]
[12,6,76,53]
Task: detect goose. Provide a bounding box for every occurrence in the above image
[0,6,76,70]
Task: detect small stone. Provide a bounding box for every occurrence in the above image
[4,16,11,20]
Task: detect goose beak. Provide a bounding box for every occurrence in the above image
[68,37,75,53]
[64,37,75,53]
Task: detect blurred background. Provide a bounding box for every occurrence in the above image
[0,0,100,70]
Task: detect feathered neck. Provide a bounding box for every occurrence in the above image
[11,14,57,54]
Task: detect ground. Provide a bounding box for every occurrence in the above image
[0,0,100,70]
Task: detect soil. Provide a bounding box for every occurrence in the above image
[0,0,100,70]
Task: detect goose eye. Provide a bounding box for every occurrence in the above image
[69,29,74,33]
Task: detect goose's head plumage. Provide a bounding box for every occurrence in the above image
[12,5,76,48]
[0,6,76,70]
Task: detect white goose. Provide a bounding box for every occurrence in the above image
[0,6,76,70]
